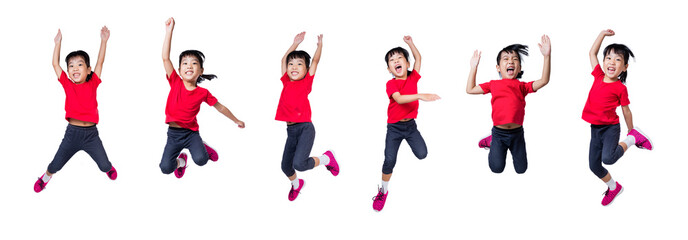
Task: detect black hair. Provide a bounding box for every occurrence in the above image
[603,43,635,83]
[496,44,529,79]
[179,50,217,84]
[385,47,409,67]
[65,50,94,82]
[286,50,311,69]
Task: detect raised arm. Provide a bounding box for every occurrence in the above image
[162,17,176,77]
[590,29,614,69]
[214,102,245,128]
[281,32,305,75]
[308,34,323,76]
[532,35,551,91]
[93,26,110,77]
[404,36,421,72]
[466,50,484,94]
[52,29,63,78]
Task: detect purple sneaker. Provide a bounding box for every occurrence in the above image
[323,150,339,176]
[204,142,219,162]
[288,179,305,201]
[601,182,624,206]
[372,187,389,212]
[478,135,492,150]
[107,166,118,180]
[34,176,48,193]
[627,128,653,150]
[174,153,188,179]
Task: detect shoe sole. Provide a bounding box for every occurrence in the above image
[633,127,654,150]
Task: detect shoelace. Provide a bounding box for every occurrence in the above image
[326,165,338,173]
[372,188,385,201]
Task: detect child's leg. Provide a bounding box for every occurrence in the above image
[405,120,428,160]
[601,124,624,165]
[382,123,405,176]
[46,125,81,175]
[81,126,113,172]
[488,127,508,173]
[281,132,297,179]
[509,127,528,174]
[159,127,187,174]
[186,131,209,167]
[291,123,316,172]
[589,125,609,179]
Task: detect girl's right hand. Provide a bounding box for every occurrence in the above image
[601,29,615,37]
[470,50,481,68]
[54,29,62,44]
[294,31,305,45]
[419,93,441,102]
[165,17,175,31]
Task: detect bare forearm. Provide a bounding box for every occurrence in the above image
[623,108,633,131]
[533,55,551,90]
[53,41,61,76]
[94,40,108,76]
[466,67,478,93]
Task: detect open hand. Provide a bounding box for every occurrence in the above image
[316,34,323,47]
[538,34,551,56]
[54,29,62,44]
[470,50,481,68]
[100,26,110,41]
[294,31,305,45]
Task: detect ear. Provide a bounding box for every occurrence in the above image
[495,64,500,72]
[199,68,204,75]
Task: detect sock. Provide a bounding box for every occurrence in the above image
[319,154,330,166]
[291,178,300,189]
[623,135,636,149]
[41,174,52,183]
[605,177,617,191]
[178,158,186,168]
[381,181,389,194]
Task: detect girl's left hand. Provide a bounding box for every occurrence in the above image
[538,34,551,56]
[316,34,323,47]
[403,35,413,44]
[101,26,110,41]
[236,120,245,128]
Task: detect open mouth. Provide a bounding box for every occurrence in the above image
[395,65,403,74]
[291,71,299,76]
[73,73,81,79]
[507,67,515,75]
[184,70,194,76]
[607,67,616,74]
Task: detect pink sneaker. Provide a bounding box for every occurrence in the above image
[601,182,623,206]
[288,179,305,201]
[372,187,389,211]
[34,176,48,193]
[204,142,219,162]
[174,153,188,179]
[627,128,653,150]
[478,135,492,150]
[323,150,339,176]
[107,166,118,180]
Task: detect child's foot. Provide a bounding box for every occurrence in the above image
[627,128,653,150]
[204,142,219,162]
[107,166,118,180]
[34,178,48,193]
[323,150,339,176]
[372,187,389,212]
[601,182,623,206]
[174,153,188,179]
[478,135,492,150]
[288,179,305,201]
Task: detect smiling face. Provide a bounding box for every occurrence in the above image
[67,56,91,83]
[602,49,628,81]
[387,52,410,79]
[287,57,308,81]
[178,55,204,83]
[496,51,521,79]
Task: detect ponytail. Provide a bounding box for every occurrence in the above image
[197,74,217,84]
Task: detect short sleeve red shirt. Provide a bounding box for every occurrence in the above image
[275,72,313,123]
[59,71,101,124]
[479,79,535,126]
[165,70,218,131]
[386,70,420,123]
[582,64,630,125]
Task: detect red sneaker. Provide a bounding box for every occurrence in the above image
[204,142,219,162]
[323,150,339,176]
[34,177,48,193]
[627,128,653,150]
[478,135,492,150]
[288,179,305,201]
[174,153,188,179]
[601,182,624,206]
[107,167,118,180]
[372,187,389,211]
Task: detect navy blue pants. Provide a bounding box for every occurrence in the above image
[382,120,428,174]
[489,126,528,174]
[47,124,112,174]
[281,122,316,177]
[589,124,625,178]
[159,127,209,174]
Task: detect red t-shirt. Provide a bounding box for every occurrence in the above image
[582,64,630,125]
[386,70,420,123]
[165,70,218,131]
[59,71,100,124]
[479,79,536,126]
[275,72,313,123]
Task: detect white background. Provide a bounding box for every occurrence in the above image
[1,0,685,239]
